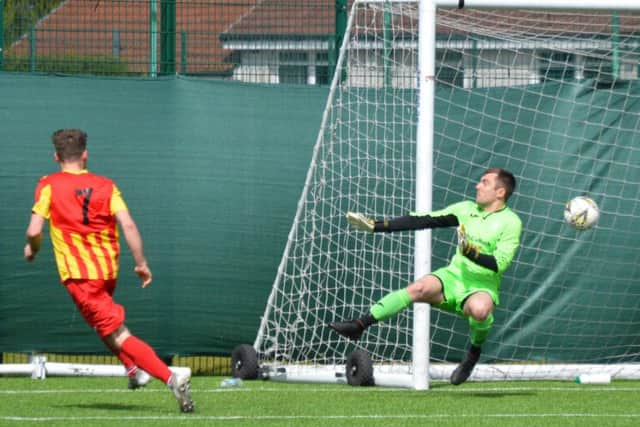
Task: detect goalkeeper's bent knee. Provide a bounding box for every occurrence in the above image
[468,313,494,347]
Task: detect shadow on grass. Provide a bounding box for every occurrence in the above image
[461,391,537,398]
[426,382,538,398]
[55,403,155,411]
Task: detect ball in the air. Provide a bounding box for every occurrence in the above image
[564,196,599,230]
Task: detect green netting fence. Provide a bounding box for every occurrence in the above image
[1,0,345,81]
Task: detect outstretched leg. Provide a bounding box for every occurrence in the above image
[106,325,194,413]
[328,288,412,340]
[329,275,444,340]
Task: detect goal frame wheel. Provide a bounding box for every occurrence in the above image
[231,344,259,379]
[346,350,375,386]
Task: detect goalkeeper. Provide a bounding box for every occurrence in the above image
[329,168,522,385]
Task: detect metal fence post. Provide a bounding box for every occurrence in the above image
[181,30,187,75]
[0,0,4,70]
[612,12,620,80]
[150,0,158,77]
[112,29,121,58]
[30,28,36,72]
[334,0,346,82]
[160,0,176,75]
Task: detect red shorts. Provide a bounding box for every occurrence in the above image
[64,279,125,338]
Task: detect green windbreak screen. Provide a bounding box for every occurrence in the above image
[431,81,640,362]
[0,74,327,355]
[1,74,640,361]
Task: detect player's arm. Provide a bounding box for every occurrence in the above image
[112,185,152,287]
[492,217,522,274]
[115,209,152,288]
[457,225,498,272]
[24,213,45,262]
[25,180,51,262]
[346,211,459,233]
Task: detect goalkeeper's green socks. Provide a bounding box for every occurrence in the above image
[369,289,412,321]
[468,313,494,347]
[331,289,413,341]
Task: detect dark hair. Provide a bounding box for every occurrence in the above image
[485,168,516,201]
[52,129,87,162]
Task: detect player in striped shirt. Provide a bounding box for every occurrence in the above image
[23,129,194,412]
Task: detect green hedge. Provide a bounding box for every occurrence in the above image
[1,54,130,75]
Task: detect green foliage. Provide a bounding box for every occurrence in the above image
[2,0,65,45]
[1,53,131,75]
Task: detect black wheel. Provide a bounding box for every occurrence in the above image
[231,344,259,379]
[346,350,374,386]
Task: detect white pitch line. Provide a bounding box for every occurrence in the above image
[1,385,639,394]
[2,413,640,422]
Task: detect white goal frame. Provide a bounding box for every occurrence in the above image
[0,355,191,380]
[254,0,640,390]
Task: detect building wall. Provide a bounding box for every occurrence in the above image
[233,47,639,88]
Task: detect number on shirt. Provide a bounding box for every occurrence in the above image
[75,187,94,225]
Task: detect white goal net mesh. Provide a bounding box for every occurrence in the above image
[255,1,640,382]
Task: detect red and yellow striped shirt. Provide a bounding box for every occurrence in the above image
[32,170,127,282]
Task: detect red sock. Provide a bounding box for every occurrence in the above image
[102,337,137,378]
[120,335,172,383]
[119,355,137,378]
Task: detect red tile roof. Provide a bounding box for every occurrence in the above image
[223,0,335,37]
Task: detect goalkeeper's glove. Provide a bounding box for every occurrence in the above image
[346,212,375,233]
[457,224,480,258]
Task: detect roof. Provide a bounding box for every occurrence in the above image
[222,4,640,39]
[223,0,335,39]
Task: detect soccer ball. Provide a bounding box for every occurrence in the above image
[564,196,600,230]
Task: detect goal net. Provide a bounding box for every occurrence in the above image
[254,0,640,387]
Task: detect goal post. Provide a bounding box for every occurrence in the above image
[253,0,640,388]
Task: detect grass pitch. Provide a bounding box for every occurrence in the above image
[1,376,640,426]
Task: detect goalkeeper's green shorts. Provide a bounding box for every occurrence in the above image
[431,265,498,316]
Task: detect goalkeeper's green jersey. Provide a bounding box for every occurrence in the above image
[425,200,522,292]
